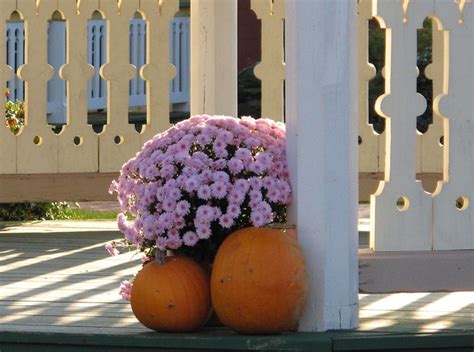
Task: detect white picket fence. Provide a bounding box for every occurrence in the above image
[6,17,190,123]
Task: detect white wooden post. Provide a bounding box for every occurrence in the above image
[47,21,67,125]
[285,0,359,331]
[190,0,237,117]
[370,1,433,251]
[432,0,473,249]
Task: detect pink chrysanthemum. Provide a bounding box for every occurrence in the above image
[119,280,132,301]
[111,115,291,259]
[183,231,199,246]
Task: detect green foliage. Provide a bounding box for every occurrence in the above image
[0,203,121,221]
[4,88,25,135]
[0,202,73,221]
[69,209,119,220]
[368,22,386,134]
[238,64,261,119]
[3,92,77,222]
[415,18,434,134]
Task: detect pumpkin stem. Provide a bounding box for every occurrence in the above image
[266,223,297,239]
[155,249,166,266]
[266,223,295,230]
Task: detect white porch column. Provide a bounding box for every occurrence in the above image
[190,0,237,117]
[286,0,359,331]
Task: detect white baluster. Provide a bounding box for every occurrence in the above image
[432,0,473,249]
[99,23,107,105]
[251,0,285,121]
[16,0,57,173]
[56,0,99,173]
[47,20,67,125]
[171,21,177,99]
[17,26,25,101]
[137,21,145,97]
[371,0,434,251]
[140,21,147,97]
[6,27,13,98]
[182,19,190,106]
[140,0,179,140]
[175,21,181,95]
[130,21,138,102]
[87,23,94,101]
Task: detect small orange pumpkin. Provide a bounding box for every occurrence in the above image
[130,256,211,332]
[211,227,308,334]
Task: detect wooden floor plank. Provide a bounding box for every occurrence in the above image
[0,306,134,319]
[0,324,148,335]
[0,230,473,339]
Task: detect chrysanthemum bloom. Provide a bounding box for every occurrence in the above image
[111,115,291,263]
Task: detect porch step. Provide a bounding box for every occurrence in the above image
[0,329,472,352]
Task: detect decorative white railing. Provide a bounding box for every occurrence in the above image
[6,16,190,123]
[1,0,180,177]
[0,0,472,254]
[247,0,473,251]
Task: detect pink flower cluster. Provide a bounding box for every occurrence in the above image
[105,242,119,256]
[110,115,291,254]
[120,280,132,301]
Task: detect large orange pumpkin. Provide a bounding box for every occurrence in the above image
[130,256,211,332]
[211,227,309,334]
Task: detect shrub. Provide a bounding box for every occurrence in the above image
[0,202,73,221]
[4,88,24,135]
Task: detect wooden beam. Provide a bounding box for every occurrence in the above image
[0,173,118,203]
[0,171,441,203]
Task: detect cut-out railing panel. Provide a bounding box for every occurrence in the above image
[250,0,472,250]
[0,0,179,175]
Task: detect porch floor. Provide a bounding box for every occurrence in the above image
[0,220,472,351]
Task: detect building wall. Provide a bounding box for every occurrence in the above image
[238,0,261,72]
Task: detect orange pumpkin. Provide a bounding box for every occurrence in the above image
[211,227,308,334]
[130,256,211,332]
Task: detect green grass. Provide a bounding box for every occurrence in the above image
[68,209,119,220]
